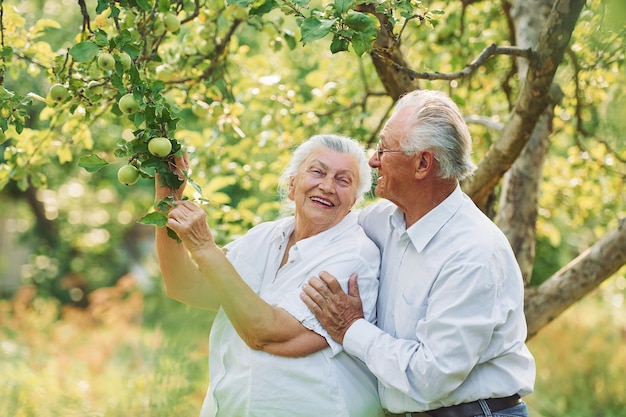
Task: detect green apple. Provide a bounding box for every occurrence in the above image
[49,84,69,102]
[121,128,135,141]
[155,64,174,82]
[148,137,173,157]
[163,13,180,32]
[97,52,116,71]
[118,93,139,115]
[117,52,132,71]
[118,164,139,185]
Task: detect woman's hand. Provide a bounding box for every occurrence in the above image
[166,200,216,255]
[155,153,189,202]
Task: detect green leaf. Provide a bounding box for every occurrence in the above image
[283,30,297,49]
[227,0,254,6]
[134,0,152,11]
[166,227,181,243]
[96,0,110,14]
[330,36,349,53]
[187,175,203,195]
[155,196,175,212]
[69,41,99,62]
[157,0,171,13]
[1,46,13,59]
[94,29,109,47]
[300,17,335,43]
[250,0,279,16]
[78,154,109,172]
[344,11,374,31]
[334,0,354,15]
[352,30,376,56]
[137,211,168,227]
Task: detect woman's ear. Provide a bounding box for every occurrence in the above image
[287,176,295,200]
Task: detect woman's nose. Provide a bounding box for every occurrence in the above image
[318,176,334,192]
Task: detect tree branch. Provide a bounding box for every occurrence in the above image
[370,43,532,81]
[525,218,626,339]
[77,0,91,33]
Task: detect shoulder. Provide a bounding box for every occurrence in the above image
[225,217,290,250]
[359,199,396,220]
[357,200,397,246]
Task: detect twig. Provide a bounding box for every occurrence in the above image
[371,43,533,81]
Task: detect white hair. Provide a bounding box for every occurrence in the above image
[392,89,477,181]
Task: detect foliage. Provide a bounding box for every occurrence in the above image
[0,0,624,304]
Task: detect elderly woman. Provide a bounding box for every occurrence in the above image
[155,134,383,417]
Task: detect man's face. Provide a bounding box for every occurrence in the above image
[288,147,359,233]
[369,108,418,206]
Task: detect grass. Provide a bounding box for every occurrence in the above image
[1,274,625,417]
[0,276,212,417]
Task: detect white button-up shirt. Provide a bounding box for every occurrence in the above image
[200,212,384,417]
[344,186,535,413]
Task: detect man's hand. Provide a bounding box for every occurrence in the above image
[301,272,365,344]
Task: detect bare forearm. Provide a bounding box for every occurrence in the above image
[155,226,219,309]
[192,246,327,356]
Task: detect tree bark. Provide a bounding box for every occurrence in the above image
[496,0,557,285]
[358,3,420,101]
[497,89,560,285]
[525,218,626,339]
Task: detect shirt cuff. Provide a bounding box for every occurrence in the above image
[343,318,381,361]
[278,300,344,357]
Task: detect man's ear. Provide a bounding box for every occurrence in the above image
[415,151,434,179]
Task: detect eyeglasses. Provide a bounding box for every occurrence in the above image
[376,142,405,160]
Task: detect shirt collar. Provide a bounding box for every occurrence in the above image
[278,211,358,257]
[395,185,464,253]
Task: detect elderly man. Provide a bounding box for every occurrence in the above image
[302,90,535,417]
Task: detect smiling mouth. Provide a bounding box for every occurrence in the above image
[310,196,334,207]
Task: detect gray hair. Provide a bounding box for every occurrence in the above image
[278,134,372,215]
[391,90,476,181]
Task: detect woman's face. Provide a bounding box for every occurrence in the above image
[288,147,360,233]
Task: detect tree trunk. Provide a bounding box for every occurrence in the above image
[358,3,420,101]
[496,0,557,285]
[497,92,559,285]
[464,0,586,211]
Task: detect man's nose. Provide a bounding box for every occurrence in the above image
[369,154,380,168]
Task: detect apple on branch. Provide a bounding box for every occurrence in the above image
[117,52,132,71]
[118,93,139,115]
[163,13,180,32]
[148,137,173,157]
[49,84,69,103]
[118,164,140,185]
[97,52,116,71]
